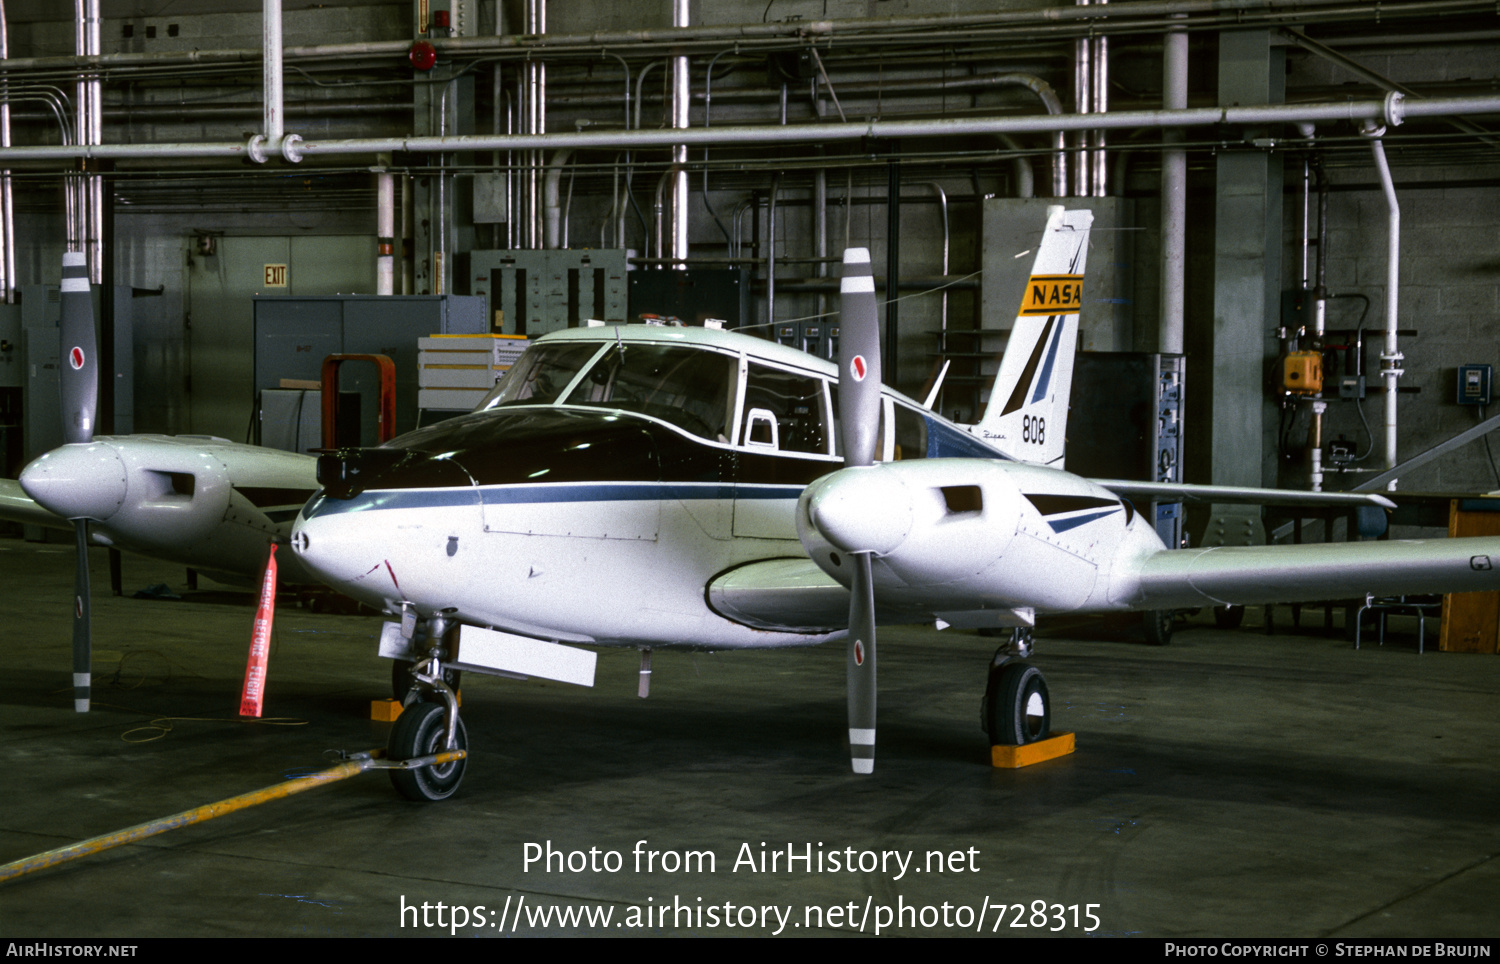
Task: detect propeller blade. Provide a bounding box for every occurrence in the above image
[71,519,91,712]
[60,252,97,712]
[836,247,885,773]
[59,251,97,446]
[847,552,876,774]
[837,248,881,468]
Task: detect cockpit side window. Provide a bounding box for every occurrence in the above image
[891,400,929,461]
[476,342,601,410]
[741,363,831,455]
[565,343,735,441]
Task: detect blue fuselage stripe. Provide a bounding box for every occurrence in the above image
[1047,508,1118,533]
[306,482,803,516]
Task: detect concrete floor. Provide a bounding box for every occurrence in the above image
[1,534,1498,938]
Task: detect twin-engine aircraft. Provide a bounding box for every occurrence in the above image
[288,205,1500,801]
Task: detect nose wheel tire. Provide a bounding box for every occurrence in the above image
[389,701,468,802]
[983,661,1051,746]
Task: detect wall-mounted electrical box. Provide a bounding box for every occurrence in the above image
[1283,350,1323,394]
[1457,364,1492,405]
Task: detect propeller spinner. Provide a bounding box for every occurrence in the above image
[59,251,97,712]
[837,248,881,774]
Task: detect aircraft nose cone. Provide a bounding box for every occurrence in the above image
[289,507,365,586]
[807,465,913,556]
[20,442,128,521]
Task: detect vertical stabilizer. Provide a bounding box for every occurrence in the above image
[973,205,1092,468]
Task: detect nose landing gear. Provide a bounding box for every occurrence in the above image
[388,610,468,802]
[980,627,1052,747]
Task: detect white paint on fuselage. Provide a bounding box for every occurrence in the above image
[295,484,836,651]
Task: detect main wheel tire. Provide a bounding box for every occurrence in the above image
[983,661,1051,746]
[1213,605,1245,629]
[391,659,462,703]
[388,701,468,802]
[1143,609,1174,646]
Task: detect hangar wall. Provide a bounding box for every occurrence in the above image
[0,0,1497,508]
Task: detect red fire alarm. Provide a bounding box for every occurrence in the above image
[408,40,437,71]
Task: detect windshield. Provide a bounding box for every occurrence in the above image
[565,343,734,441]
[476,342,601,410]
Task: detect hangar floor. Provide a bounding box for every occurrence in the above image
[1,534,1498,938]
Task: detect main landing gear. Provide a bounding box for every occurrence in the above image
[389,610,468,802]
[980,628,1052,746]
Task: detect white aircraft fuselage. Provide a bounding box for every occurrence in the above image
[291,325,1052,649]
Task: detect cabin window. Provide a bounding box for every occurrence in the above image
[892,401,929,461]
[565,343,734,441]
[829,395,926,462]
[477,342,600,409]
[741,363,831,455]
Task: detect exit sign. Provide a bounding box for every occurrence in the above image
[264,263,288,288]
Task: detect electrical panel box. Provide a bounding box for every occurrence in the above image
[1069,352,1186,549]
[1457,364,1492,405]
[773,322,839,360]
[471,249,629,336]
[1283,350,1323,394]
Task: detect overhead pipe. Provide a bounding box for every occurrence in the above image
[7,89,1495,163]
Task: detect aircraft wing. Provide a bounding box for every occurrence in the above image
[707,557,939,633]
[1124,537,1500,610]
[0,478,70,531]
[707,558,849,633]
[1094,479,1396,509]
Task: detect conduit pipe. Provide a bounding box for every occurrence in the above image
[72,0,103,282]
[670,0,689,268]
[1369,130,1403,480]
[0,0,11,303]
[1073,0,1091,197]
[1091,0,1109,197]
[2,0,1460,73]
[522,0,546,248]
